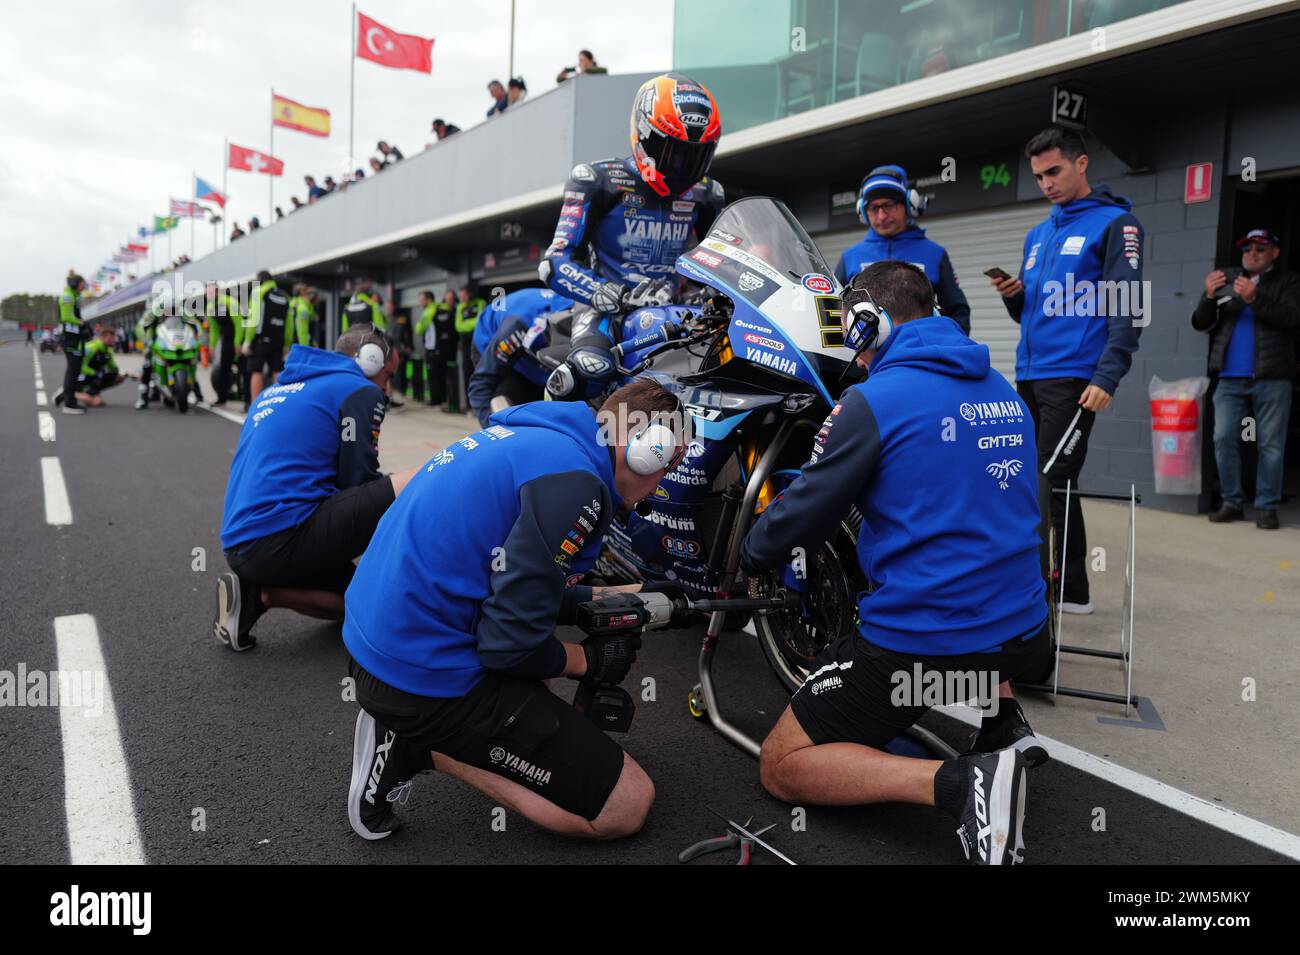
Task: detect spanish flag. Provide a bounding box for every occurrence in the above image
[272,93,331,137]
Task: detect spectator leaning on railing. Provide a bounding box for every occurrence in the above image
[990,124,1144,616]
[486,79,508,117]
[508,77,527,106]
[377,141,404,166]
[1192,229,1300,530]
[557,49,607,83]
[431,118,460,142]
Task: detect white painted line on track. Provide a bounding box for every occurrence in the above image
[41,456,73,525]
[38,411,56,442]
[36,390,47,406]
[198,401,246,425]
[54,614,146,865]
[1042,734,1300,861]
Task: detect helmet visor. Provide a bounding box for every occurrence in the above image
[643,134,716,195]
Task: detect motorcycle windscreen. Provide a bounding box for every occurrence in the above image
[675,196,849,362]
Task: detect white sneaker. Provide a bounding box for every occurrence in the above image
[61,405,86,415]
[1059,600,1094,615]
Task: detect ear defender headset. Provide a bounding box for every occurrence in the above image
[842,284,894,355]
[624,394,693,476]
[856,164,928,225]
[354,332,389,378]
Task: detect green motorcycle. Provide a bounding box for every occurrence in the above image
[150,316,201,413]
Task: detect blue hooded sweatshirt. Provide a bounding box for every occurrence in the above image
[1007,184,1144,393]
[742,316,1045,655]
[472,287,571,356]
[343,401,619,698]
[221,345,386,549]
[835,226,971,334]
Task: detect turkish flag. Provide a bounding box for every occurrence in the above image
[228,143,285,177]
[355,11,434,73]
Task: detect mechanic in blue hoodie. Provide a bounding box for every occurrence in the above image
[468,288,575,427]
[742,261,1049,865]
[214,326,417,653]
[991,125,1144,614]
[834,164,970,334]
[342,378,691,842]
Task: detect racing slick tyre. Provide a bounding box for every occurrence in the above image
[173,368,189,414]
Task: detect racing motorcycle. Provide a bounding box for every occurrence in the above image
[150,316,201,414]
[559,197,869,696]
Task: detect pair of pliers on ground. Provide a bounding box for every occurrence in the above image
[678,818,777,865]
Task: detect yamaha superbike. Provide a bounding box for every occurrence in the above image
[567,197,869,697]
[150,316,201,413]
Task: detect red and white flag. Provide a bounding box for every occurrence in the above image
[355,11,434,73]
[228,143,285,176]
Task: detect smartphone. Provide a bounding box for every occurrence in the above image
[983,267,1012,281]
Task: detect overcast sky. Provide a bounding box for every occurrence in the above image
[0,0,675,298]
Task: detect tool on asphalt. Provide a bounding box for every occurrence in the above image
[572,591,798,733]
[705,807,797,865]
[679,817,775,865]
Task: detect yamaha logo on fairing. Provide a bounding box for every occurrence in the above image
[745,347,797,376]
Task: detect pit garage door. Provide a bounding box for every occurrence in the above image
[814,202,1046,383]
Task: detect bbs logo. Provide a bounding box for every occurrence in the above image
[661,536,701,558]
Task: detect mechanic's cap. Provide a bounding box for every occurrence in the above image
[861,165,909,204]
[1236,228,1279,248]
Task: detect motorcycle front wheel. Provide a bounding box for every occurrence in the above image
[753,531,861,694]
[173,368,189,414]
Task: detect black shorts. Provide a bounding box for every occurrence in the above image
[226,476,395,594]
[248,339,285,378]
[790,621,1049,749]
[348,656,625,821]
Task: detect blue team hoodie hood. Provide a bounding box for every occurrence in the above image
[1050,183,1131,225]
[489,400,619,502]
[277,343,369,385]
[869,315,990,379]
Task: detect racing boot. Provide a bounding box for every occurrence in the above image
[134,382,149,410]
[347,710,423,840]
[936,748,1028,865]
[972,697,1048,768]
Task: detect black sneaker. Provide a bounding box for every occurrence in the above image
[973,700,1049,768]
[348,710,417,840]
[1208,505,1244,523]
[951,749,1028,865]
[1256,509,1280,530]
[214,572,256,652]
[52,388,64,406]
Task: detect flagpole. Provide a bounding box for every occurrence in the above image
[269,87,275,224]
[222,137,229,248]
[508,0,516,81]
[349,3,356,172]
[190,174,196,262]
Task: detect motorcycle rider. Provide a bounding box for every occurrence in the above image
[136,293,206,410]
[540,72,724,400]
[834,164,971,334]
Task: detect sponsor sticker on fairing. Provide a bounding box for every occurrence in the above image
[673,200,694,213]
[738,271,764,292]
[743,333,784,351]
[802,273,834,294]
[690,249,723,269]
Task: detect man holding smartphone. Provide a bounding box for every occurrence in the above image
[990,125,1144,614]
[1193,229,1300,529]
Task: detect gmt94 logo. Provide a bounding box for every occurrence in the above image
[661,536,701,558]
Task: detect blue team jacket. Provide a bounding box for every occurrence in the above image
[343,402,618,697]
[221,346,386,549]
[742,316,1045,655]
[1010,185,1144,392]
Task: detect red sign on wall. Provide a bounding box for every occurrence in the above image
[1185,163,1213,204]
